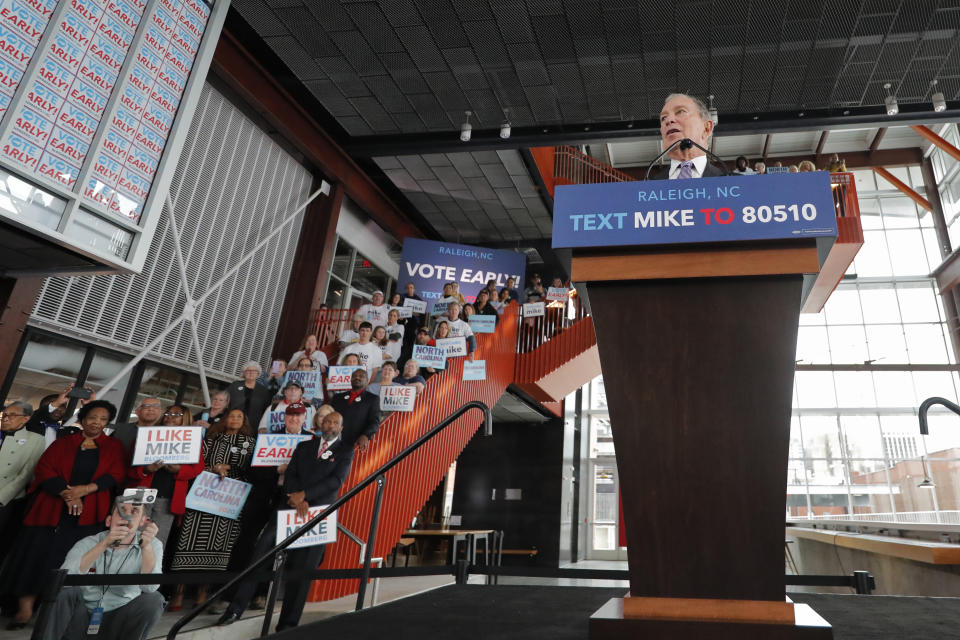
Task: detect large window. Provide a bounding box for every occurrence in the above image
[323,236,395,308]
[1,328,226,423]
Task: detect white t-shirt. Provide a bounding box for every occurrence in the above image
[358,303,389,326]
[384,339,402,362]
[446,318,474,338]
[287,350,329,370]
[385,323,405,339]
[339,341,383,374]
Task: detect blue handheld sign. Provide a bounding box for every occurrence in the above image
[552,172,837,249]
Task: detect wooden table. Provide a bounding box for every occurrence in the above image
[403,529,495,565]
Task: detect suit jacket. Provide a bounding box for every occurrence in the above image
[328,390,381,447]
[649,162,727,180]
[284,438,354,506]
[0,428,45,505]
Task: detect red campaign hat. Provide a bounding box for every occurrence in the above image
[285,402,307,416]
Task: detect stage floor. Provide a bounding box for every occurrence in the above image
[271,585,960,640]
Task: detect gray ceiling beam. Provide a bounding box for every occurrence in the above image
[344,102,960,158]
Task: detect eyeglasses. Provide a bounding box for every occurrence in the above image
[140,404,161,410]
[0,412,25,419]
[164,412,184,418]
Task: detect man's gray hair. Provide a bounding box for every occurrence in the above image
[663,93,711,122]
[4,400,33,417]
[213,389,231,401]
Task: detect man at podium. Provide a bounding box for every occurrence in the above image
[651,93,727,180]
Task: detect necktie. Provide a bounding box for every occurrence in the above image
[318,441,328,458]
[678,161,694,179]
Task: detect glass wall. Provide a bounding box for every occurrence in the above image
[573,158,960,528]
[1,328,226,423]
[323,236,395,309]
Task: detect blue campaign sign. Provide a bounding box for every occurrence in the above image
[284,370,322,398]
[469,315,496,333]
[463,360,486,381]
[400,238,526,303]
[552,172,837,249]
[184,471,251,520]
[413,344,446,370]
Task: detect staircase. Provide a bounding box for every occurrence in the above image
[305,300,599,601]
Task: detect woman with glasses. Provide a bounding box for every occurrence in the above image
[171,408,256,612]
[0,400,126,629]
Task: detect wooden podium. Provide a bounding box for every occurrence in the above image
[552,174,852,639]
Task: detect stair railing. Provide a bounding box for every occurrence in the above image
[166,400,492,640]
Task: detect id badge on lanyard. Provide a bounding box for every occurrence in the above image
[87,606,104,634]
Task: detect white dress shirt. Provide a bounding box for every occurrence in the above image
[668,154,708,179]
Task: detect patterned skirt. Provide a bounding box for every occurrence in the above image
[171,509,241,571]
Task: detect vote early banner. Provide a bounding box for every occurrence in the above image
[400,238,525,303]
[552,172,837,249]
[379,385,416,412]
[285,370,322,398]
[184,472,251,520]
[252,433,313,466]
[327,365,362,391]
[276,507,337,549]
[463,360,486,381]
[523,302,545,317]
[469,314,496,333]
[413,344,446,370]
[435,336,467,357]
[132,426,203,465]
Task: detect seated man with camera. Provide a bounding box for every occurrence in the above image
[43,490,165,640]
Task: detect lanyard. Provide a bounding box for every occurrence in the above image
[96,543,137,607]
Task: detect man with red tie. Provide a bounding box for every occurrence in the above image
[651,93,726,180]
[329,368,381,452]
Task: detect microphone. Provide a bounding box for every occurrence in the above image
[644,138,732,179]
[644,139,684,180]
[681,138,732,176]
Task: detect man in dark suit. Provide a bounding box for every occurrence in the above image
[651,93,726,180]
[219,410,354,631]
[329,368,381,452]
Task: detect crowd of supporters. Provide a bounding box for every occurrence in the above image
[0,275,557,635]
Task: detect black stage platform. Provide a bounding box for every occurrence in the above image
[270,585,960,640]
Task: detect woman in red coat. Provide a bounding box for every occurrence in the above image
[0,400,126,629]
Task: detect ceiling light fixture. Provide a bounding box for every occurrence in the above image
[499,108,511,139]
[883,83,898,116]
[460,111,472,142]
[931,80,946,113]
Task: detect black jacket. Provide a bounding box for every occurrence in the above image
[228,380,274,426]
[329,390,381,447]
[284,437,355,506]
[649,161,728,180]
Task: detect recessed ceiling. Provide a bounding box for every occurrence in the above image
[233,0,960,137]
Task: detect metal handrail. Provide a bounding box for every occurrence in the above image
[166,400,493,640]
[918,396,960,434]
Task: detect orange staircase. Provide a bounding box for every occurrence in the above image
[305,300,599,601]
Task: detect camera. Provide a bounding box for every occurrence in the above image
[121,487,158,505]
